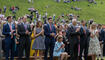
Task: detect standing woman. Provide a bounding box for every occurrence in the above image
[30,23,35,56]
[32,21,45,60]
[88,23,101,60]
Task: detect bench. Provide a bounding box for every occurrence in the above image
[2,55,70,60]
[2,54,93,60]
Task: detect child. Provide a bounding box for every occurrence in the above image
[53,35,68,60]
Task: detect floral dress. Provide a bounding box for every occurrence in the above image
[88,30,101,55]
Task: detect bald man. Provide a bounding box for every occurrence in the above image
[66,19,80,60]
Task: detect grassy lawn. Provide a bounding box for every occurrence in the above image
[0,0,105,24]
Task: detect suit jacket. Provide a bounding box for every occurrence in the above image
[66,25,80,44]
[100,29,105,44]
[44,24,56,43]
[17,23,31,43]
[2,23,16,44]
[98,29,102,41]
[79,27,90,44]
[0,24,2,37]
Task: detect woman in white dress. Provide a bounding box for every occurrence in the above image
[88,23,101,60]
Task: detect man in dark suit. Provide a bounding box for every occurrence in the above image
[101,25,105,56]
[79,20,90,60]
[44,17,56,60]
[17,16,31,60]
[0,20,2,60]
[2,16,16,60]
[66,19,80,60]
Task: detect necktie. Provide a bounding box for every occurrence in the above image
[83,27,86,35]
[24,24,27,30]
[50,25,52,31]
[9,24,12,31]
[9,24,13,38]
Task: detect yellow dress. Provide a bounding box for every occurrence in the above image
[30,31,39,56]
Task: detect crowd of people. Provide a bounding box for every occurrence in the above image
[55,0,95,3]
[0,6,105,60]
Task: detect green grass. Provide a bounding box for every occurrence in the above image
[0,0,105,24]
